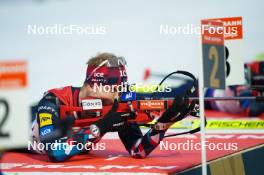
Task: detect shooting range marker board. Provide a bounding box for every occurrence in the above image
[0,60,30,149]
[201,19,226,89]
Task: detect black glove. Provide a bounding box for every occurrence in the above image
[158,94,191,123]
[94,99,132,135]
[153,95,195,131]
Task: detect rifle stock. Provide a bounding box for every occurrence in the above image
[60,100,175,127]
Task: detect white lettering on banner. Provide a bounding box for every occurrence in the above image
[223,20,242,26]
[141,166,177,170]
[206,135,235,139]
[106,155,124,161]
[100,165,137,170]
[0,163,177,170]
[0,163,25,170]
[0,64,26,74]
[64,165,96,169]
[237,135,264,139]
[82,99,102,110]
[22,164,64,169]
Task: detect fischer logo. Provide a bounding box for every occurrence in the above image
[82,99,103,110]
[139,100,165,110]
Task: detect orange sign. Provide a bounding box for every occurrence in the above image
[201,20,224,45]
[209,17,243,40]
[0,60,27,88]
[139,100,165,110]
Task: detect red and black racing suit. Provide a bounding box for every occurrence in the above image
[34,86,167,162]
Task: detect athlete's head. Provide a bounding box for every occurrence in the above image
[81,52,128,105]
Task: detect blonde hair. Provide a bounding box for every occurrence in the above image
[87,52,116,67]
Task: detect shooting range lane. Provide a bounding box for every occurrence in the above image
[1,110,264,175]
[1,134,264,175]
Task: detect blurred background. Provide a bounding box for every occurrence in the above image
[0,0,263,103]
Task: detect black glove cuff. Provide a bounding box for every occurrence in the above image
[94,118,108,135]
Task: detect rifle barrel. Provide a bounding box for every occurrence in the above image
[189,96,259,101]
[162,96,262,101]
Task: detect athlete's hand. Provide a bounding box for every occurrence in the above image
[160,95,190,123]
[154,95,192,131]
[93,99,132,135]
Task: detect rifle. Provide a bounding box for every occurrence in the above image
[58,70,264,137]
[58,71,201,137]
